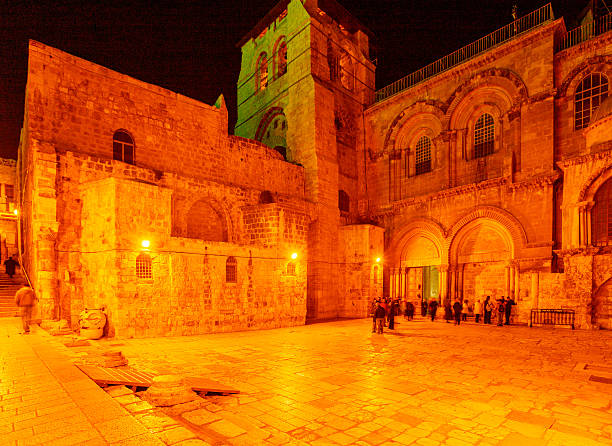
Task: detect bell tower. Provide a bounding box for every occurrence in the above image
[235,0,378,319]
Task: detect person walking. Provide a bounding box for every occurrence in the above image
[420,294,427,317]
[4,256,18,279]
[406,301,414,320]
[428,299,438,322]
[444,300,453,323]
[453,298,462,325]
[505,296,516,325]
[484,296,493,324]
[497,297,506,326]
[371,297,379,333]
[15,286,36,334]
[462,299,469,322]
[374,300,386,334]
[474,299,482,323]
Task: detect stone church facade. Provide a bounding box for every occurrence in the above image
[17,0,612,335]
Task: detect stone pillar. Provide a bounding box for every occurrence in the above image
[531,272,539,308]
[457,264,464,300]
[514,262,520,300]
[439,264,449,303]
[449,266,456,301]
[403,267,409,300]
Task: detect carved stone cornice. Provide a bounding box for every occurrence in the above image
[506,173,559,191]
[556,148,612,169]
[555,246,600,257]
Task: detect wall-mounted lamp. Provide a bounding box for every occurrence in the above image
[141,240,151,249]
[13,209,18,216]
[375,257,381,263]
[291,252,298,260]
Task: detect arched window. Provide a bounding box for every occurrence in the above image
[113,130,134,164]
[257,53,268,92]
[474,113,494,158]
[592,178,612,246]
[136,253,152,279]
[415,136,432,175]
[575,73,609,130]
[339,51,353,91]
[286,261,296,276]
[226,257,237,283]
[259,190,275,204]
[338,190,350,213]
[276,39,287,78]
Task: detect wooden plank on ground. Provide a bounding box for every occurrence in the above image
[76,364,156,387]
[185,376,240,394]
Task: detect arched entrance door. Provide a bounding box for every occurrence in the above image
[450,220,514,302]
[388,230,442,310]
[592,279,612,329]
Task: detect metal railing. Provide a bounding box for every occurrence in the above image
[556,13,612,52]
[375,3,554,103]
[529,309,575,329]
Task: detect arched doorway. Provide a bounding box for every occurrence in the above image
[450,220,514,302]
[592,279,612,329]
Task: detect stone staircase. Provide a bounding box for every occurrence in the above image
[0,271,26,317]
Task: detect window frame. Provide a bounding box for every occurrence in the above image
[473,113,495,159]
[226,256,238,283]
[256,53,268,92]
[415,136,432,175]
[592,178,612,246]
[575,73,609,130]
[136,253,152,279]
[113,130,135,165]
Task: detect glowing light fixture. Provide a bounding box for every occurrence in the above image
[375,257,381,263]
[13,209,18,216]
[141,240,151,248]
[291,252,298,260]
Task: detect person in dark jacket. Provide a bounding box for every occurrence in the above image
[497,298,506,326]
[483,296,493,324]
[428,299,438,322]
[452,298,463,325]
[444,301,453,323]
[374,301,386,334]
[4,256,18,278]
[504,296,516,325]
[406,301,414,320]
[420,294,427,317]
[388,299,397,329]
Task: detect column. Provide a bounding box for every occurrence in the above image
[504,264,510,296]
[531,272,539,308]
[514,262,520,300]
[458,264,464,300]
[449,266,456,301]
[439,265,449,303]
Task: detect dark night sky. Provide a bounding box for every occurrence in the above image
[0,0,587,160]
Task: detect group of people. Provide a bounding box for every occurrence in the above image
[443,295,516,326]
[371,294,517,333]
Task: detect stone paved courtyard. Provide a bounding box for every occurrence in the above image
[97,318,612,445]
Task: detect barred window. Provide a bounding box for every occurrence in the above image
[226,256,237,283]
[113,130,134,164]
[415,136,432,175]
[136,253,152,279]
[338,190,350,213]
[257,53,268,91]
[592,178,612,246]
[287,261,296,276]
[575,73,609,130]
[474,113,494,159]
[277,40,287,78]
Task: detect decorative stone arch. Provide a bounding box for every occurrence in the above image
[185,197,232,242]
[557,55,612,98]
[386,217,447,266]
[447,206,528,262]
[382,100,447,155]
[578,165,612,247]
[591,277,612,329]
[272,36,287,79]
[255,107,288,159]
[445,68,528,121]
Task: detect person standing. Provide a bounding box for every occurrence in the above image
[15,286,36,334]
[497,298,506,326]
[428,299,438,322]
[371,297,379,333]
[4,256,17,279]
[444,300,453,323]
[474,299,482,323]
[505,296,516,325]
[388,299,397,330]
[484,296,493,324]
[420,294,427,317]
[453,298,462,325]
[374,301,386,334]
[462,299,469,322]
